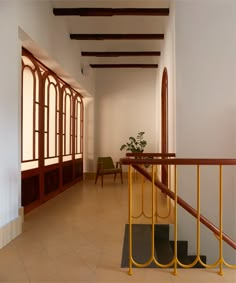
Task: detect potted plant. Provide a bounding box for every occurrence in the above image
[120,131,147,153]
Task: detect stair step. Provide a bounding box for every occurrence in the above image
[169,240,188,257]
[130,224,153,264]
[176,255,206,268]
[155,239,174,264]
[154,224,170,241]
[121,224,207,268]
[154,225,174,264]
[187,255,207,268]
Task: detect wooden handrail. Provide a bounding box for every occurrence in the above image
[125,152,176,158]
[121,157,236,165]
[128,163,236,250]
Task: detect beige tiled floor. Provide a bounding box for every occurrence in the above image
[0,177,235,282]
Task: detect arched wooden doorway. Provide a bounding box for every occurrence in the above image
[161,67,168,186]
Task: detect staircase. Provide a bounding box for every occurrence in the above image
[121,224,207,268]
[120,156,236,274]
[155,224,207,268]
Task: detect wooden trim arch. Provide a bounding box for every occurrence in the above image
[161,67,168,186]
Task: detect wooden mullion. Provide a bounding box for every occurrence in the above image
[64,95,67,157]
[54,84,58,158]
[70,95,73,155]
[80,101,84,155]
[72,95,76,179]
[73,98,77,154]
[59,86,63,191]
[33,70,37,160]
[21,62,24,163]
[38,70,45,203]
[47,81,50,158]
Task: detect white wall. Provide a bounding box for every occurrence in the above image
[0,1,21,226]
[175,0,236,262]
[18,0,95,96]
[92,69,158,172]
[0,1,22,246]
[156,0,176,153]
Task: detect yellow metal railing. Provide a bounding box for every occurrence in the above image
[120,156,236,276]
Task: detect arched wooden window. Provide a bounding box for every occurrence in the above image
[62,86,73,161]
[74,94,83,159]
[21,55,42,171]
[43,72,61,166]
[161,67,168,186]
[21,49,84,213]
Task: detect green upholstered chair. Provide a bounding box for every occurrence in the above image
[95,156,123,187]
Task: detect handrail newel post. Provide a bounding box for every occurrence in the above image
[151,165,155,261]
[197,165,201,261]
[218,165,223,276]
[128,164,133,276]
[172,165,178,275]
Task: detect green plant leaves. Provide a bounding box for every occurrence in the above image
[120,132,147,152]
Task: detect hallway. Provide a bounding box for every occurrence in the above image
[0,177,235,282]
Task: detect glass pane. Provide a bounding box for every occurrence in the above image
[65,95,71,155]
[57,134,59,156]
[44,132,48,158]
[75,153,82,159]
[35,74,39,103]
[22,68,34,161]
[35,132,39,159]
[35,104,39,131]
[21,161,38,171]
[76,105,81,154]
[22,56,35,68]
[63,155,72,162]
[45,157,59,166]
[57,114,60,134]
[44,78,49,105]
[48,84,56,157]
[44,108,48,132]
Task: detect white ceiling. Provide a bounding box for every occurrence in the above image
[51,0,170,66]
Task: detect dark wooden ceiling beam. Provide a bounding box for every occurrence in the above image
[53,8,169,16]
[90,64,158,68]
[82,51,161,57]
[71,34,164,40]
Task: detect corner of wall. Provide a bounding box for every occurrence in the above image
[0,207,23,249]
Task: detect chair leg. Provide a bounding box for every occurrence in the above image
[101,174,103,187]
[114,173,117,182]
[95,172,99,184]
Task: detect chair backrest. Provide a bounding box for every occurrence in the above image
[98,157,115,169]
